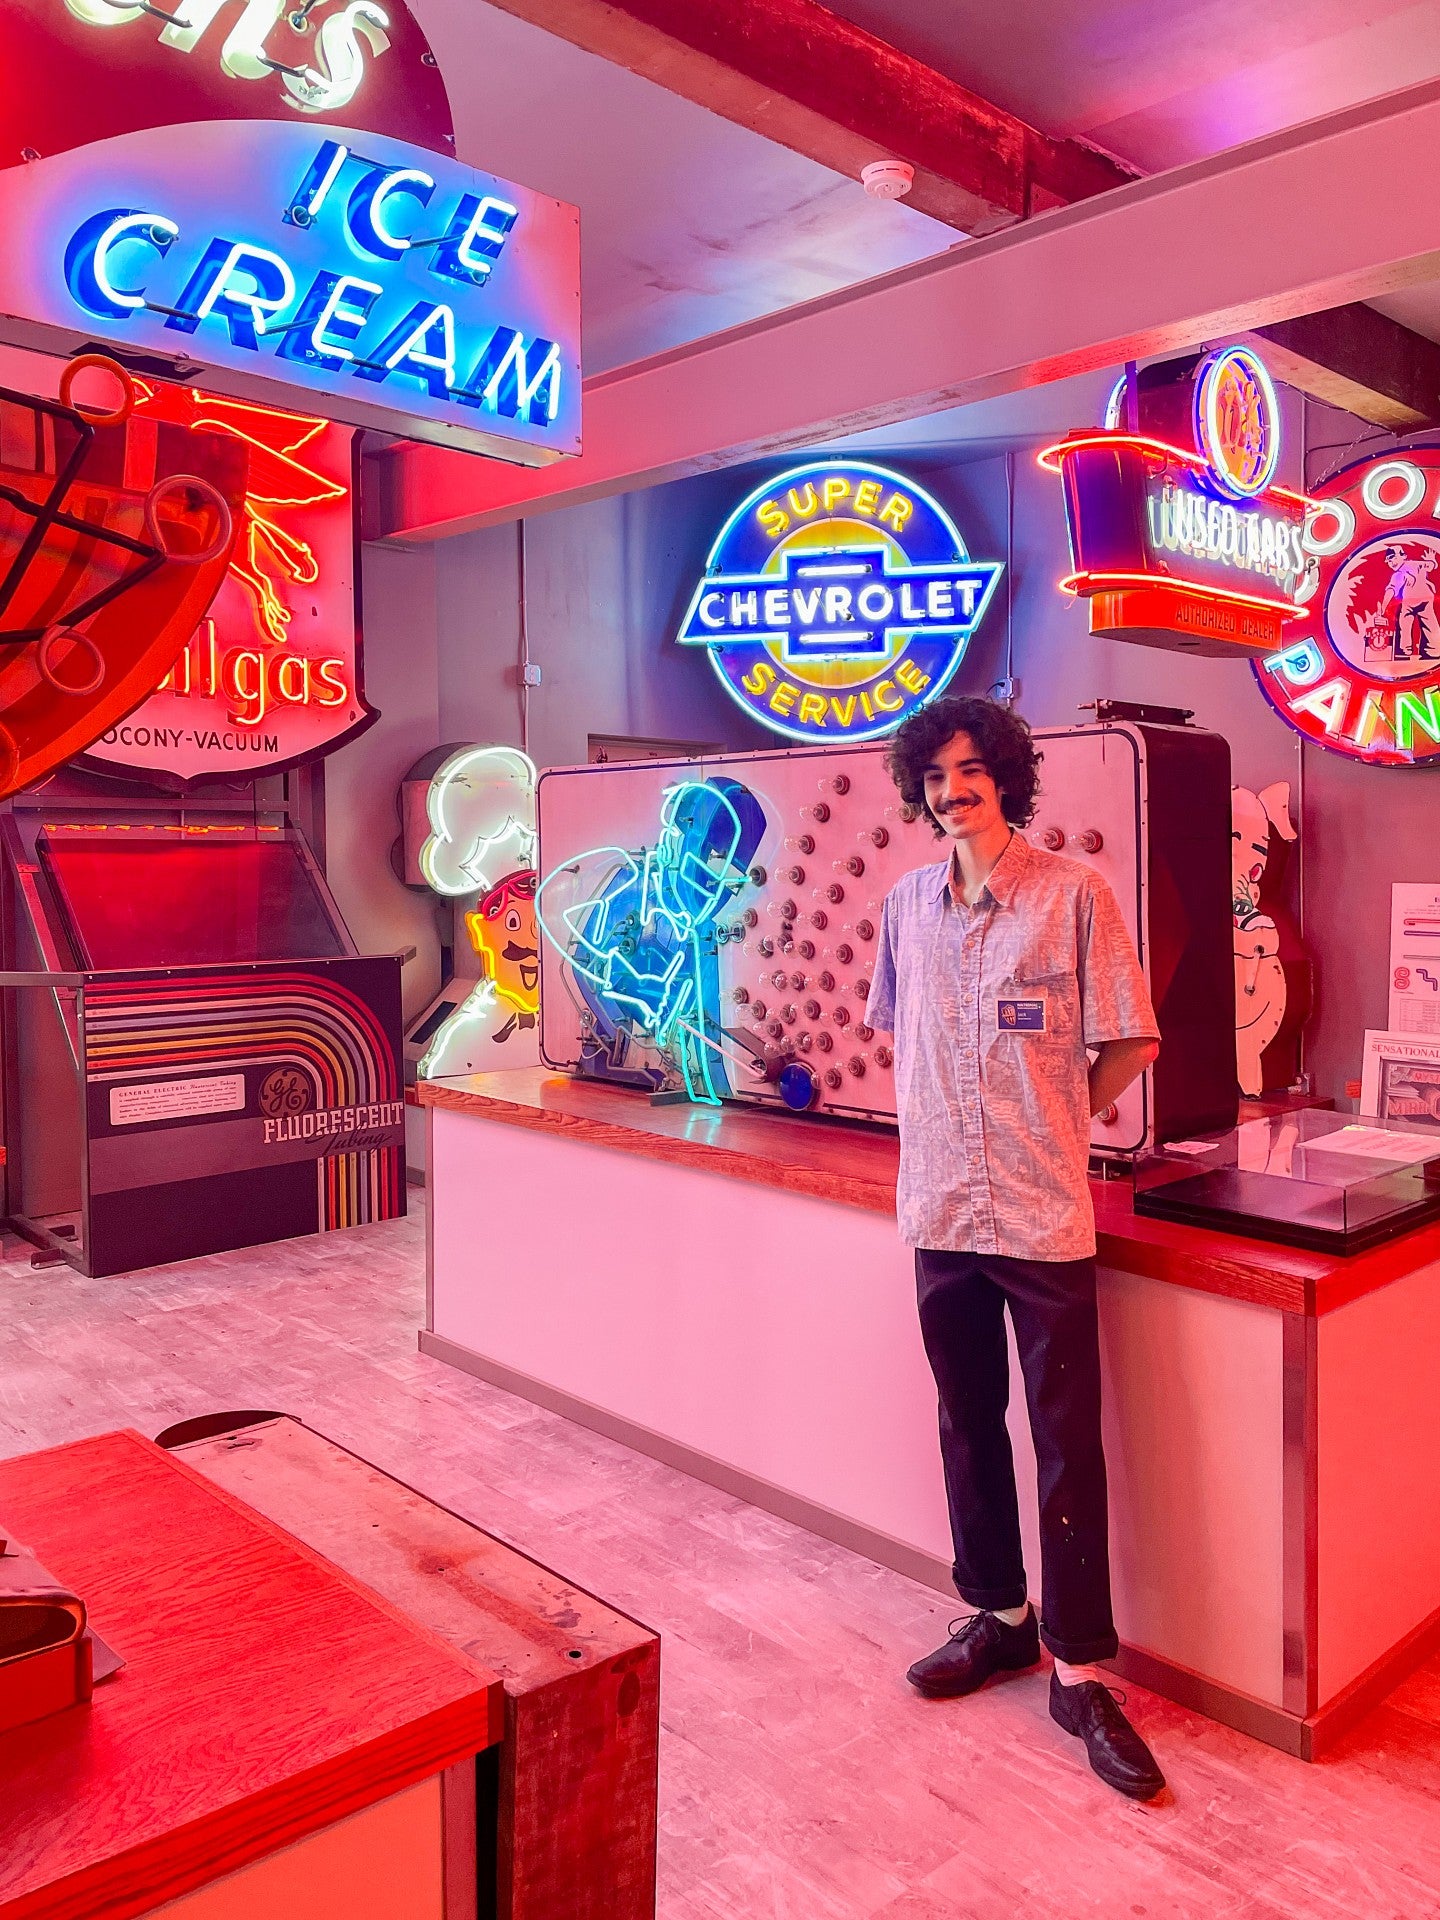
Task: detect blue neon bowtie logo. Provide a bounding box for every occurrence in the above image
[678,546,1001,664]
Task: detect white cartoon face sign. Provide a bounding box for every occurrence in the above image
[1232,781,1298,1099]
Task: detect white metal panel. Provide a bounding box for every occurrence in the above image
[537,726,1154,1146]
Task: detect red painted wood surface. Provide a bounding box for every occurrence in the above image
[0,1430,503,1920]
[420,1068,1440,1318]
[181,1417,660,1920]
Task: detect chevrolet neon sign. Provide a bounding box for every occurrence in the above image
[677,462,1003,742]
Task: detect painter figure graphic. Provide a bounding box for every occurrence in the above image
[1382,545,1440,662]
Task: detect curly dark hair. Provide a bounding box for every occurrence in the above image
[884,695,1043,833]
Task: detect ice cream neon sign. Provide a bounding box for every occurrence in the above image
[62,0,393,117]
[0,118,581,462]
[64,140,558,419]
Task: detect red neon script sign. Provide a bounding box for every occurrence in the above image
[84,387,371,786]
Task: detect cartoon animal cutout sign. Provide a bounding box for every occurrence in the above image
[416,745,539,1077]
[1232,781,1312,1095]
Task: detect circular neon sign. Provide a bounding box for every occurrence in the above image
[1194,347,1281,500]
[676,460,1003,743]
[1255,443,1440,767]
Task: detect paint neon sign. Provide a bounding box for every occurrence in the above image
[678,462,1002,743]
[1040,351,1308,658]
[1257,443,1440,767]
[0,119,580,463]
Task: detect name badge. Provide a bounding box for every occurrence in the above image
[998,995,1047,1033]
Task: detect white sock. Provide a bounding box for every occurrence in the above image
[1053,1659,1102,1687]
[993,1604,1030,1628]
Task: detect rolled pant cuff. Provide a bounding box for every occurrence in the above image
[956,1577,1030,1612]
[1039,1624,1119,1664]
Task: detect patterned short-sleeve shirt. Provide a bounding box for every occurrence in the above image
[867,831,1158,1260]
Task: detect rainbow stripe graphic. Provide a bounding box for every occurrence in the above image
[84,967,402,1230]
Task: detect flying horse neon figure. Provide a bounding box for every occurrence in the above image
[537,777,764,1105]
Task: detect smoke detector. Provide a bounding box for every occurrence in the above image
[861,159,915,201]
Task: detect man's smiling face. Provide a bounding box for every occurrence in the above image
[922,730,1007,843]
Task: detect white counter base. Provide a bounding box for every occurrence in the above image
[426,1102,1296,1742]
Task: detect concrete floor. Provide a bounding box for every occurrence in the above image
[4,1200,1440,1919]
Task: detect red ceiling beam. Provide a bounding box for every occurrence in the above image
[480,0,1135,234]
[364,79,1440,543]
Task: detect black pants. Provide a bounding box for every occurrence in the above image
[915,1248,1118,1664]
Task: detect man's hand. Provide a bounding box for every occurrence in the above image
[1088,1036,1160,1116]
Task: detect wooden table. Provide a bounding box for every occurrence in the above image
[419,1067,1440,1760]
[172,1414,660,1920]
[0,1430,503,1920]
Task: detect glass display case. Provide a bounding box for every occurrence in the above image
[1133,1108,1440,1252]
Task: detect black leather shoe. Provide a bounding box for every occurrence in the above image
[905,1608,1040,1698]
[1048,1671,1165,1800]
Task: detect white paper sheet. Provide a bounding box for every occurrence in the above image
[1390,884,1440,1033]
[1300,1123,1440,1168]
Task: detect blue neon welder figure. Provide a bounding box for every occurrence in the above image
[537,776,765,1104]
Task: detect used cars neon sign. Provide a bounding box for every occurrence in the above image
[0,119,581,463]
[1041,348,1310,658]
[678,461,1003,742]
[63,0,393,117]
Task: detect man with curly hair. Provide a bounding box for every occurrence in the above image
[868,693,1165,1800]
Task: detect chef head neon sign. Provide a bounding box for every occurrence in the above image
[63,0,392,117]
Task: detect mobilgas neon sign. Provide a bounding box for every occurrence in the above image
[678,462,1002,742]
[0,119,580,462]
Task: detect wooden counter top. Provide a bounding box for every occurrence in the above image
[419,1068,1440,1318]
[0,1430,503,1920]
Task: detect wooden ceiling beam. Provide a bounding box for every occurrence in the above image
[364,78,1440,543]
[479,0,1135,234]
[479,1,1440,431]
[1245,304,1440,429]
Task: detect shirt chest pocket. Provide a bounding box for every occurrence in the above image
[996,941,1080,1039]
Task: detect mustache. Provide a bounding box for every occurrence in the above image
[502,942,538,961]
